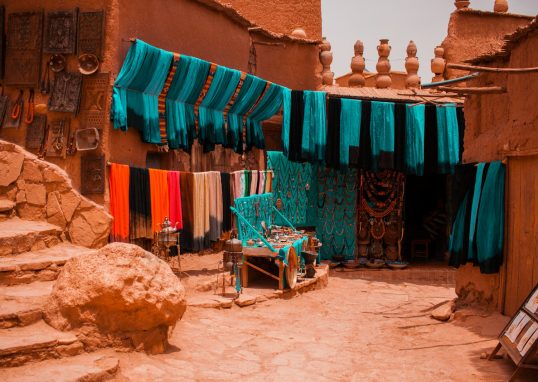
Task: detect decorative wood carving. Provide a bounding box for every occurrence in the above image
[80,72,109,129]
[5,12,43,86]
[81,155,105,195]
[46,119,68,158]
[48,71,83,113]
[25,115,47,150]
[43,10,77,54]
[77,10,104,59]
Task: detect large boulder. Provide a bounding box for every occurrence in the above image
[44,243,186,354]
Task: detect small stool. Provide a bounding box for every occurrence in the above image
[411,239,430,260]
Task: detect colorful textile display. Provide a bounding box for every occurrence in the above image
[149,169,170,234]
[128,167,152,240]
[449,161,505,274]
[436,104,460,174]
[234,193,274,241]
[109,163,130,241]
[167,171,183,229]
[404,104,425,175]
[370,101,395,171]
[339,98,361,170]
[301,91,327,163]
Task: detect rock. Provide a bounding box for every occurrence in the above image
[44,243,186,354]
[25,183,47,206]
[20,160,43,182]
[15,190,26,204]
[235,294,257,307]
[17,203,45,220]
[46,192,67,229]
[68,207,112,248]
[431,299,456,321]
[188,295,234,309]
[59,190,80,222]
[0,150,24,186]
[0,199,15,212]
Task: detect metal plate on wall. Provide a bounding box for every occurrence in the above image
[81,155,104,195]
[48,71,82,113]
[25,115,47,150]
[80,72,109,129]
[43,10,77,54]
[77,10,104,59]
[46,119,67,158]
[5,12,43,86]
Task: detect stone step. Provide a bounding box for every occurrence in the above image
[0,218,63,257]
[0,281,53,329]
[0,351,119,382]
[0,320,84,368]
[0,243,94,286]
[0,199,15,221]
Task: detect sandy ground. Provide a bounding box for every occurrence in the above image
[111,265,538,382]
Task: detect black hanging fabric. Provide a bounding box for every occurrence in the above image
[325,97,341,169]
[179,172,195,251]
[424,104,439,175]
[357,100,372,170]
[288,90,305,162]
[128,167,152,240]
[221,172,232,232]
[456,107,466,162]
[393,102,406,172]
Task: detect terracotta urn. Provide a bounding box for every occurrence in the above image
[431,46,446,77]
[494,0,508,13]
[377,39,391,58]
[320,38,331,52]
[349,40,366,87]
[291,28,307,38]
[454,0,470,9]
[320,50,333,68]
[405,40,420,88]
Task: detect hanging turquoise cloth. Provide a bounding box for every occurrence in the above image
[448,191,469,263]
[339,99,361,170]
[227,74,267,153]
[436,104,460,174]
[165,56,210,151]
[476,161,505,274]
[198,66,242,152]
[468,163,485,262]
[281,88,292,157]
[234,193,274,242]
[301,91,327,163]
[111,40,173,144]
[370,101,395,171]
[246,84,286,150]
[404,104,425,175]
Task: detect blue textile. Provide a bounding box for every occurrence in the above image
[227,74,267,153]
[234,193,274,242]
[468,163,485,261]
[246,84,286,150]
[370,101,395,171]
[301,91,327,163]
[436,104,460,174]
[165,56,210,150]
[404,104,425,175]
[281,88,292,157]
[198,66,242,152]
[339,98,361,170]
[448,191,469,259]
[112,40,173,144]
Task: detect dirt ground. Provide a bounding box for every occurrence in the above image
[110,258,538,382]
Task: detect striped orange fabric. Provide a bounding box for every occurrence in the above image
[157,52,180,144]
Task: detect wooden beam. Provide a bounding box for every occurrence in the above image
[447,63,538,73]
[437,86,506,94]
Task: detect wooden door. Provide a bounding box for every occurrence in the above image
[504,155,538,316]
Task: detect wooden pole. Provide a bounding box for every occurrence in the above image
[437,86,506,94]
[447,63,538,73]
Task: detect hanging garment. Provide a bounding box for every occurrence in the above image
[250,170,259,196]
[166,56,210,151]
[456,107,465,162]
[301,91,327,163]
[244,170,251,197]
[393,103,406,172]
[198,66,242,153]
[111,40,174,143]
[180,172,195,250]
[168,171,183,229]
[232,170,245,200]
[436,104,460,174]
[404,104,425,175]
[468,163,487,263]
[370,101,395,171]
[129,167,152,240]
[257,171,266,194]
[109,163,130,242]
[288,90,305,162]
[192,173,210,251]
[340,98,361,170]
[448,191,470,267]
[220,172,232,232]
[281,88,292,157]
[424,104,439,175]
[325,97,341,169]
[265,170,273,193]
[149,169,170,234]
[206,172,223,242]
[358,100,373,170]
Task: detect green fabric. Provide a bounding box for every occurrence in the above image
[468,163,485,261]
[370,101,395,170]
[165,56,210,150]
[301,91,327,163]
[436,104,460,174]
[448,191,469,259]
[234,193,274,242]
[246,84,286,150]
[404,104,425,175]
[281,88,292,157]
[339,98,361,170]
[198,66,242,152]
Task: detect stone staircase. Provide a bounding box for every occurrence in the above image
[0,140,118,381]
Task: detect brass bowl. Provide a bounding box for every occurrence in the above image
[78,53,100,75]
[49,54,66,73]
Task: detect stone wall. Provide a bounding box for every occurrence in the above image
[0,140,112,248]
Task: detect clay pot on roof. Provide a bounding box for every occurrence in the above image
[291,28,307,38]
[349,40,366,87]
[494,0,509,13]
[454,0,470,10]
[405,40,420,89]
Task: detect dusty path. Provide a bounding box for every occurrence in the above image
[112,274,536,381]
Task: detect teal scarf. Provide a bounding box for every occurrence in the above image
[404,104,425,175]
[339,98,361,170]
[436,104,460,174]
[370,101,395,171]
[301,91,327,163]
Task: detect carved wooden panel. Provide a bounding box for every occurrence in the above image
[77,10,104,59]
[80,72,109,129]
[46,119,68,158]
[25,115,47,150]
[43,10,77,54]
[5,12,43,86]
[81,155,105,195]
[48,71,82,113]
[3,99,23,129]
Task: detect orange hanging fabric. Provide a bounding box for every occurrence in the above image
[149,169,170,234]
[168,171,183,229]
[109,163,130,241]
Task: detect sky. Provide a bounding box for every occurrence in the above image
[321,0,537,82]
